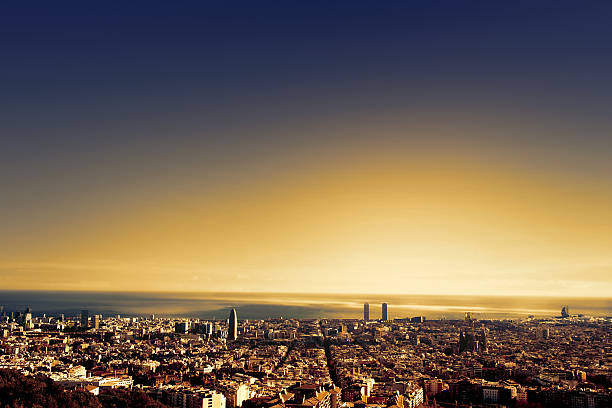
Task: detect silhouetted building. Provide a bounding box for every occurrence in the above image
[175,321,189,334]
[228,308,238,340]
[381,303,388,320]
[479,328,489,352]
[24,307,33,330]
[81,310,89,328]
[561,305,570,318]
[363,303,369,320]
[459,330,478,353]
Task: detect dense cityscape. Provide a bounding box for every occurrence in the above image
[0,303,610,407]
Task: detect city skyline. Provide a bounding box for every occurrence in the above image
[2,2,612,297]
[1,291,609,321]
[1,300,609,408]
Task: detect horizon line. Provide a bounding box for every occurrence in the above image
[0,288,610,299]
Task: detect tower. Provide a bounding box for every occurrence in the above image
[382,303,388,321]
[561,306,569,318]
[480,328,489,352]
[81,309,89,328]
[228,308,238,340]
[363,303,370,321]
[24,307,33,330]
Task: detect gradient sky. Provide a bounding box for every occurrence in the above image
[1,1,612,296]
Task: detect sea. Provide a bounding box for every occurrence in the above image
[0,291,610,320]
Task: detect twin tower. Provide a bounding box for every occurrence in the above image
[363,302,388,321]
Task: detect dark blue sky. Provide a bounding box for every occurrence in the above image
[3,1,612,149]
[3,1,612,204]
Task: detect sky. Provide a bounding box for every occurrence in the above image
[1,1,611,296]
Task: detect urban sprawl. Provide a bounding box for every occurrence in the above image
[0,303,611,407]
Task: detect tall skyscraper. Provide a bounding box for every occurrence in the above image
[480,328,489,352]
[382,303,388,321]
[24,307,33,330]
[93,314,100,329]
[228,308,238,340]
[81,309,89,328]
[204,322,213,336]
[561,305,570,318]
[363,303,370,320]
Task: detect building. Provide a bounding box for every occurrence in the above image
[381,303,388,321]
[228,309,238,340]
[244,384,333,408]
[191,389,227,408]
[221,382,252,407]
[81,310,89,328]
[482,383,516,406]
[161,389,227,408]
[479,328,489,351]
[24,307,33,330]
[201,322,213,336]
[287,384,333,408]
[561,305,570,318]
[85,385,100,396]
[424,378,446,397]
[93,314,100,330]
[363,303,369,321]
[517,387,528,403]
[175,321,190,334]
[482,386,500,404]
[404,385,424,408]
